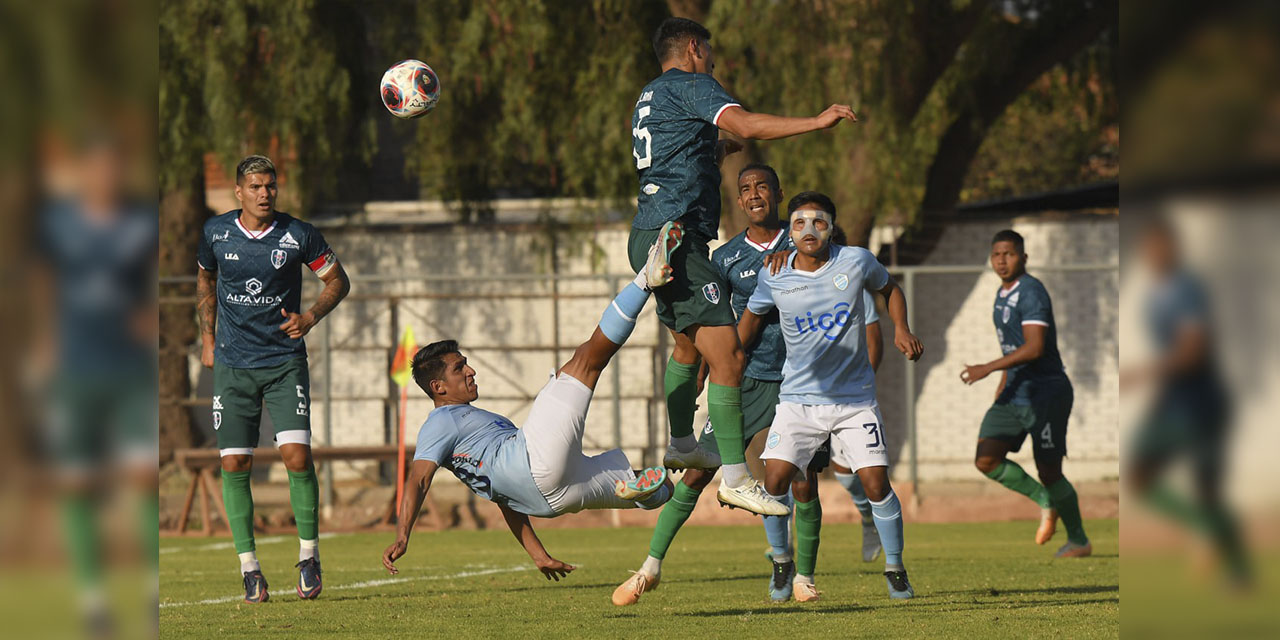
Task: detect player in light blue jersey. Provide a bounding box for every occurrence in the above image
[738,192,923,602]
[383,227,684,582]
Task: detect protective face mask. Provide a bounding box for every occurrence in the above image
[790,209,833,248]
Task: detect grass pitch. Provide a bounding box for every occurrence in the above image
[161,519,1118,638]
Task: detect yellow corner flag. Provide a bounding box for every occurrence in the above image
[389,325,417,387]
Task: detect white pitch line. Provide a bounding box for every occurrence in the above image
[160,565,530,608]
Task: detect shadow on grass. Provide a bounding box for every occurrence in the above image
[935,584,1118,598]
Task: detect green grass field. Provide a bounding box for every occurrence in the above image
[160,519,1119,638]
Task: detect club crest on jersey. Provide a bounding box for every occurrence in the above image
[271,249,287,269]
[246,278,263,295]
[279,231,300,249]
[702,282,721,304]
[1002,306,1012,323]
[833,273,849,291]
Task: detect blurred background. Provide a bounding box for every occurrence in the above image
[0,0,1274,637]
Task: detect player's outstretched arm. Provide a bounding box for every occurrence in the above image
[716,104,857,141]
[279,262,351,339]
[877,278,923,361]
[382,459,438,574]
[496,503,576,581]
[960,324,1046,385]
[196,266,218,368]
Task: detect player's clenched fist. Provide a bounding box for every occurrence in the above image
[895,329,924,361]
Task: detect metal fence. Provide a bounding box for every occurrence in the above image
[161,262,1118,507]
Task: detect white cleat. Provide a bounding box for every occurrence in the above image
[1054,540,1093,559]
[643,220,684,289]
[662,442,721,470]
[716,479,790,517]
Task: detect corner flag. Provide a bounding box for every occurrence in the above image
[390,326,417,387]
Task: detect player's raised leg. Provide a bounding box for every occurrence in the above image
[975,435,1057,544]
[610,467,714,605]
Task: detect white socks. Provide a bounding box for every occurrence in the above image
[641,555,662,577]
[794,573,814,585]
[721,463,749,488]
[238,551,261,574]
[300,537,319,562]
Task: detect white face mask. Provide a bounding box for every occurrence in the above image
[790,209,833,248]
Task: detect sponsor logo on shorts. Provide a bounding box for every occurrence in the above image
[212,396,223,410]
[271,249,287,269]
[212,411,221,430]
[702,282,721,304]
[767,433,780,449]
[833,273,849,291]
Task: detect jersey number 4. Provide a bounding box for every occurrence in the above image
[632,106,652,169]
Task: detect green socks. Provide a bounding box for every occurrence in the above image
[794,498,822,578]
[62,495,100,587]
[1047,477,1088,545]
[288,467,320,542]
[1145,484,1247,576]
[221,469,256,553]
[985,460,1052,509]
[707,383,745,466]
[664,357,699,440]
[647,482,702,560]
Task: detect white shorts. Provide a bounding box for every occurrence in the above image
[761,401,890,475]
[523,373,635,514]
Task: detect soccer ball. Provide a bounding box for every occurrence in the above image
[380,59,440,119]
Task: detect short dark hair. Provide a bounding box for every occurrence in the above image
[236,155,276,184]
[787,191,837,219]
[738,163,781,192]
[412,340,460,397]
[991,229,1025,253]
[652,17,711,63]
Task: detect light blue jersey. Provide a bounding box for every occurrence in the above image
[747,245,889,405]
[414,404,556,518]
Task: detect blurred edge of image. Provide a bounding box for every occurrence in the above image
[0,1,159,639]
[1121,0,1280,637]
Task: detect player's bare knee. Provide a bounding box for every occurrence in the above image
[974,456,1001,475]
[280,446,313,472]
[859,470,890,501]
[670,339,699,366]
[792,477,817,502]
[221,455,253,473]
[682,469,713,492]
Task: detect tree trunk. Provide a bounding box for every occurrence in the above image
[884,0,1117,265]
[159,167,210,456]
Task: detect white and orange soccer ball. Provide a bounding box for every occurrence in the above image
[380,59,440,119]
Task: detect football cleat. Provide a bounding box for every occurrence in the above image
[242,570,270,604]
[769,559,796,602]
[884,569,915,599]
[296,558,323,599]
[793,579,821,602]
[716,479,790,517]
[1036,508,1059,545]
[861,518,883,562]
[611,571,660,606]
[615,467,668,501]
[1054,540,1093,559]
[662,441,721,470]
[643,220,684,289]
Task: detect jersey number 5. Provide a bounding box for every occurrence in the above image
[633,106,652,170]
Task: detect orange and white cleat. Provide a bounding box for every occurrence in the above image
[611,571,660,606]
[615,467,668,501]
[642,220,684,289]
[1036,508,1058,545]
[793,579,821,602]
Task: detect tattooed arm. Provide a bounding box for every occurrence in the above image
[278,261,351,339]
[197,266,218,368]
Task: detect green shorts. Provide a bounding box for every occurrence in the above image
[47,369,157,467]
[979,383,1073,458]
[696,377,781,454]
[213,357,312,452]
[628,227,736,332]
